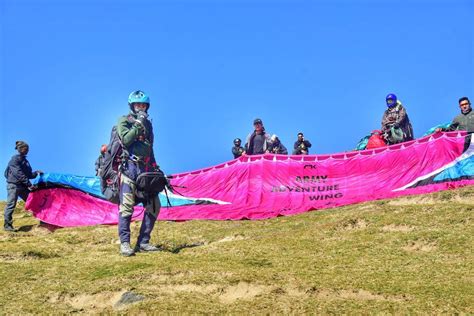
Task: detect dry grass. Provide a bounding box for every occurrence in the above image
[0,187,473,314]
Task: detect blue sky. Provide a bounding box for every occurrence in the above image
[1,0,473,199]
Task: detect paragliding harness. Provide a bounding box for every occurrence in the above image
[99,115,171,205]
[388,126,405,144]
[383,104,406,145]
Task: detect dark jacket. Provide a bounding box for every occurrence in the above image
[245,130,272,155]
[269,141,288,155]
[293,140,312,155]
[4,154,38,188]
[447,108,474,133]
[381,102,414,143]
[232,146,245,159]
[116,113,157,171]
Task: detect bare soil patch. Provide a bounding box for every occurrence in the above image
[48,290,144,311]
[402,240,437,252]
[218,282,271,304]
[160,283,219,295]
[215,234,247,243]
[339,219,368,230]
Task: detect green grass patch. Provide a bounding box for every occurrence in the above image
[0,186,473,313]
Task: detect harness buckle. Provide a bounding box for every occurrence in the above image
[129,154,142,162]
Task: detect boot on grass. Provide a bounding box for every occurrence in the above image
[135,243,161,253]
[120,242,135,257]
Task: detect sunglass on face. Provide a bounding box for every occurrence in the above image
[386,99,396,105]
[134,103,148,110]
[460,102,470,107]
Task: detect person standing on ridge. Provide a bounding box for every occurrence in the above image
[232,138,245,158]
[3,141,43,232]
[245,118,272,155]
[95,144,107,176]
[436,96,473,151]
[293,132,312,155]
[436,97,474,134]
[381,93,414,145]
[116,90,161,257]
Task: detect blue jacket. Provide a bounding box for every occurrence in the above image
[4,154,38,188]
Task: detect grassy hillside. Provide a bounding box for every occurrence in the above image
[0,187,473,314]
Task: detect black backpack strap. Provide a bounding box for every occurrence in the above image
[164,188,172,207]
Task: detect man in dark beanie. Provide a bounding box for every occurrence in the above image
[3,141,43,231]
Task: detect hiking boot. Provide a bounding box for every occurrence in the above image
[135,243,161,252]
[4,225,16,232]
[120,242,135,257]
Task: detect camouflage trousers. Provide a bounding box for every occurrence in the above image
[118,173,161,244]
[119,174,161,218]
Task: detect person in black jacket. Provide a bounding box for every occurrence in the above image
[3,141,43,231]
[232,138,245,159]
[293,132,312,155]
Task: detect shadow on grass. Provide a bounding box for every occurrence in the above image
[16,225,34,232]
[160,242,205,254]
[17,223,60,233]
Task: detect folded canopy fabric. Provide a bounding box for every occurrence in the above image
[26,132,474,227]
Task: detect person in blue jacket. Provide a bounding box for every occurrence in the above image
[3,141,43,231]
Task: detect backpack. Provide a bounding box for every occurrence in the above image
[366,130,386,149]
[355,135,370,150]
[99,125,127,204]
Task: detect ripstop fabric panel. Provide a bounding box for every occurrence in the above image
[30,172,219,207]
[25,132,474,227]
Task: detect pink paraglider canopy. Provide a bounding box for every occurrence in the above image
[26,132,474,227]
